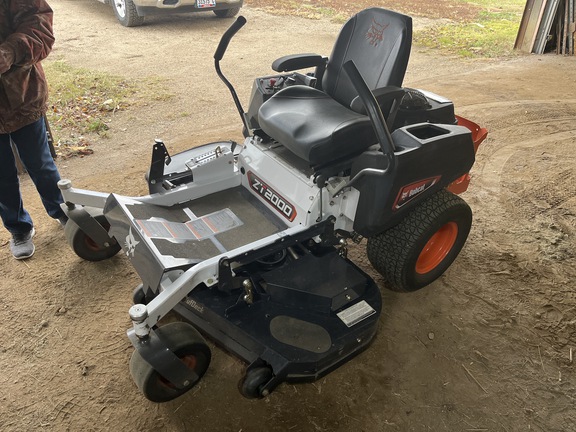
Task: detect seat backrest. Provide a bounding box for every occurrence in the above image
[322,8,412,110]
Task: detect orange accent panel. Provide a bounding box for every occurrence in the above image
[448,115,489,194]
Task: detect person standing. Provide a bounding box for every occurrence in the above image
[0,0,67,260]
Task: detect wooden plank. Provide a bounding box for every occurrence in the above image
[515,0,537,49]
[515,0,547,53]
[531,0,547,52]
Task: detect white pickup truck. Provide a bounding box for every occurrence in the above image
[98,0,243,27]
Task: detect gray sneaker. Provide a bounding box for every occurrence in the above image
[10,228,36,260]
[57,215,68,228]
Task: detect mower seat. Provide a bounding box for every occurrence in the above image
[258,8,412,166]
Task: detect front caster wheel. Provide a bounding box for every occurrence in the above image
[367,189,472,292]
[65,213,121,261]
[132,284,156,305]
[239,366,273,399]
[130,322,211,403]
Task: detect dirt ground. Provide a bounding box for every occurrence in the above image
[1,1,576,431]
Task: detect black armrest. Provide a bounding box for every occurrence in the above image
[350,86,406,130]
[350,86,405,114]
[272,54,328,72]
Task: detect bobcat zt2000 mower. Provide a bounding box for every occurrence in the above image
[59,8,487,402]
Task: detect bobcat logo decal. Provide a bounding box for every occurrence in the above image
[366,18,389,47]
[125,228,140,257]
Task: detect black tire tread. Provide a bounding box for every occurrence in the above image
[129,322,211,403]
[213,7,241,18]
[112,0,145,27]
[239,367,273,399]
[367,189,471,292]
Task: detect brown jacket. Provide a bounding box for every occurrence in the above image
[0,0,54,134]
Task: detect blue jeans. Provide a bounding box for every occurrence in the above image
[0,117,65,236]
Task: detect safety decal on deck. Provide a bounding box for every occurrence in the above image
[135,208,243,241]
[337,300,376,328]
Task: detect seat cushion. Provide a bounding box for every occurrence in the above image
[258,85,376,165]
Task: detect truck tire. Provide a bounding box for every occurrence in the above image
[111,0,145,27]
[213,7,240,18]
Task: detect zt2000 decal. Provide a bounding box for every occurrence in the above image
[247,171,297,222]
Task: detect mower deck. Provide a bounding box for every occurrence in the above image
[174,247,382,389]
[106,183,382,393]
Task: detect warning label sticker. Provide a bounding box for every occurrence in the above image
[337,300,376,327]
[136,208,242,241]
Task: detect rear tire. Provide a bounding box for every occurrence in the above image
[367,189,472,292]
[213,7,240,18]
[111,0,145,27]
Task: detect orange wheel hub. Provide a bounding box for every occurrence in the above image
[415,222,458,275]
[159,354,197,389]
